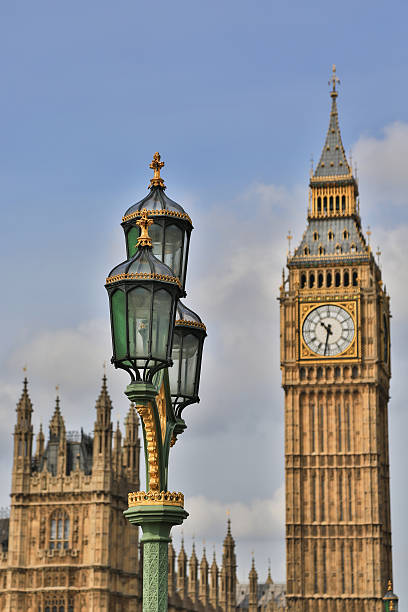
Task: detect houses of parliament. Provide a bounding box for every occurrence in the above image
[0,68,399,611]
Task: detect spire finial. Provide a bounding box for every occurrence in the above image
[329,64,340,98]
[376,246,382,265]
[367,226,372,247]
[149,152,166,189]
[287,230,293,255]
[388,579,393,592]
[136,209,154,247]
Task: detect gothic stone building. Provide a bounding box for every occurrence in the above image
[280,70,393,610]
[0,376,141,611]
[0,378,285,611]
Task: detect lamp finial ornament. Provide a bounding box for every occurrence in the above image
[149,152,166,189]
[136,209,154,248]
[388,579,393,592]
[329,64,340,98]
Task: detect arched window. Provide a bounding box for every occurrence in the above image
[319,246,325,255]
[336,195,340,211]
[328,231,334,241]
[309,273,315,288]
[317,197,322,213]
[335,271,341,287]
[350,243,357,253]
[335,244,342,254]
[341,195,346,212]
[344,271,350,286]
[326,272,332,287]
[323,196,327,213]
[318,273,324,288]
[304,246,310,255]
[313,231,319,241]
[352,271,358,286]
[329,196,334,211]
[301,274,307,289]
[49,511,70,550]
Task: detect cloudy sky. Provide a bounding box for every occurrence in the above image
[1,0,408,597]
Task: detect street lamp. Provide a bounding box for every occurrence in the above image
[383,580,399,611]
[121,152,193,294]
[105,155,206,612]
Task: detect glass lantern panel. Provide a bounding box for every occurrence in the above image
[180,334,199,396]
[164,224,183,280]
[151,289,172,360]
[112,290,127,359]
[126,227,139,258]
[128,287,151,358]
[169,331,182,395]
[150,223,164,261]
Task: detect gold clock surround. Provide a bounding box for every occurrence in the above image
[299,299,359,361]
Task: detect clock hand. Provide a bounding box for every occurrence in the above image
[324,329,330,356]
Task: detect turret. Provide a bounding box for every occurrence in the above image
[248,556,258,612]
[188,541,198,604]
[12,377,34,492]
[92,375,113,468]
[220,518,237,612]
[35,424,44,460]
[113,421,122,475]
[122,403,140,488]
[199,545,209,608]
[49,393,67,475]
[177,538,188,599]
[168,541,176,597]
[209,549,219,609]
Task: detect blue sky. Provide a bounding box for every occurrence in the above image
[1,0,408,597]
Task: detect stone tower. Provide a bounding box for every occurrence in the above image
[280,68,392,610]
[219,518,237,612]
[0,376,141,612]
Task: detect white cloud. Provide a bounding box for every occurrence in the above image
[354,121,408,208]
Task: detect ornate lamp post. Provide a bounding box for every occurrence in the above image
[105,155,206,612]
[383,580,399,611]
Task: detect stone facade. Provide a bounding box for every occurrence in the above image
[280,79,392,610]
[0,378,285,611]
[0,376,141,611]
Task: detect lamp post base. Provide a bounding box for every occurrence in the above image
[124,504,188,612]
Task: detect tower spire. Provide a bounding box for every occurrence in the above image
[314,66,350,178]
[93,374,113,469]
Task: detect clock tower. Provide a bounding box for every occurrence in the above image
[280,67,393,611]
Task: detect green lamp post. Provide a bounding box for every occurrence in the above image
[105,155,206,612]
[383,579,399,611]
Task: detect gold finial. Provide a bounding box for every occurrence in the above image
[55,385,59,393]
[287,230,293,255]
[149,152,166,189]
[23,365,27,373]
[388,579,393,592]
[136,209,154,247]
[376,246,381,265]
[366,226,371,247]
[329,64,340,97]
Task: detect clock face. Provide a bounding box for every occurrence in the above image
[302,304,355,357]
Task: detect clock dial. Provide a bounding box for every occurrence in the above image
[302,304,355,357]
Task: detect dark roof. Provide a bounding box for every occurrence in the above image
[36,430,93,477]
[314,92,351,178]
[291,216,367,263]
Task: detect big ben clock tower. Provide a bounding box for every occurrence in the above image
[280,67,393,611]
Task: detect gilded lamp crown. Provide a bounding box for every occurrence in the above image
[149,152,166,189]
[136,209,153,247]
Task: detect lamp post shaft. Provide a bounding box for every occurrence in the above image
[125,504,188,612]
